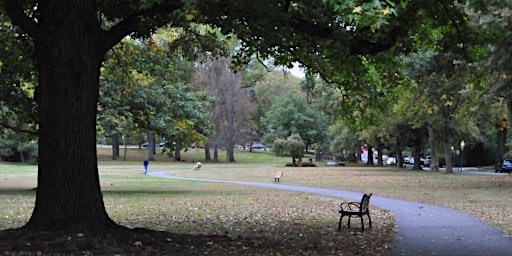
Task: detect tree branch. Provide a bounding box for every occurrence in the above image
[0,122,38,136]
[439,0,470,59]
[255,53,272,72]
[289,11,400,56]
[102,1,184,52]
[101,15,140,52]
[2,0,40,39]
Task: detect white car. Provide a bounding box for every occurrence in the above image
[386,157,397,166]
[420,156,431,166]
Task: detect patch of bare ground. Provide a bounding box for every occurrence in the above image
[0,219,394,255]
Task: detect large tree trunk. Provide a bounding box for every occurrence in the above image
[23,1,115,230]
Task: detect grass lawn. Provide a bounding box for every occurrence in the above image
[1,146,511,255]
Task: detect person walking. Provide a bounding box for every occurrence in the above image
[143,159,149,175]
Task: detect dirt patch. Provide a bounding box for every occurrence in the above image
[0,223,393,255]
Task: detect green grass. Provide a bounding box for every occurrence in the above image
[171,163,512,236]
[0,148,394,255]
[1,146,511,254]
[94,146,512,236]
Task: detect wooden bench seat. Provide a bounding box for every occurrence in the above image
[274,171,283,182]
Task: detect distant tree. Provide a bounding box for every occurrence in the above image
[193,56,253,162]
[273,134,306,166]
[253,69,302,139]
[329,120,359,162]
[261,92,330,152]
[99,35,211,161]
[477,1,512,164]
[0,15,38,161]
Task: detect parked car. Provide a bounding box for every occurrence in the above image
[403,156,413,164]
[421,156,431,166]
[497,159,512,173]
[252,143,266,149]
[385,157,397,166]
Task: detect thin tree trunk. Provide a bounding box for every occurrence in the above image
[226,146,235,162]
[497,118,507,169]
[427,124,440,172]
[123,136,127,161]
[213,144,219,162]
[355,143,362,163]
[147,132,155,161]
[174,141,182,161]
[413,143,422,170]
[396,149,404,168]
[112,133,119,160]
[366,144,374,165]
[444,140,453,173]
[506,99,512,131]
[19,151,25,163]
[376,138,384,166]
[204,142,212,161]
[394,137,403,168]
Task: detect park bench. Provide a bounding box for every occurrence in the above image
[338,193,372,231]
[274,171,283,182]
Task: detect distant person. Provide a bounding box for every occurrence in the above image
[143,159,149,175]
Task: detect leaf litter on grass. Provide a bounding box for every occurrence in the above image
[0,162,399,254]
[174,165,512,237]
[104,186,395,255]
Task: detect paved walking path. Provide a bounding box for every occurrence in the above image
[149,170,512,256]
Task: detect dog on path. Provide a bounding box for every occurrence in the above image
[192,162,202,171]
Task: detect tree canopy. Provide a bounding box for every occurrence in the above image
[0,0,489,253]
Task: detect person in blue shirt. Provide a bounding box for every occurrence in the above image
[143,159,149,175]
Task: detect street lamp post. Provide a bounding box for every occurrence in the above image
[460,140,465,173]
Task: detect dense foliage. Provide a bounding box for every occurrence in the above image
[0,0,509,254]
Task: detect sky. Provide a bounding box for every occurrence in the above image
[288,63,305,79]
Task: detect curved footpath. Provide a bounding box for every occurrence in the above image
[149,170,512,256]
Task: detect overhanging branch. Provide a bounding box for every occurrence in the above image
[102,1,184,52]
[0,122,38,136]
[2,0,41,39]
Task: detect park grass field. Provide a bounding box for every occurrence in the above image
[1,146,511,254]
[125,145,512,236]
